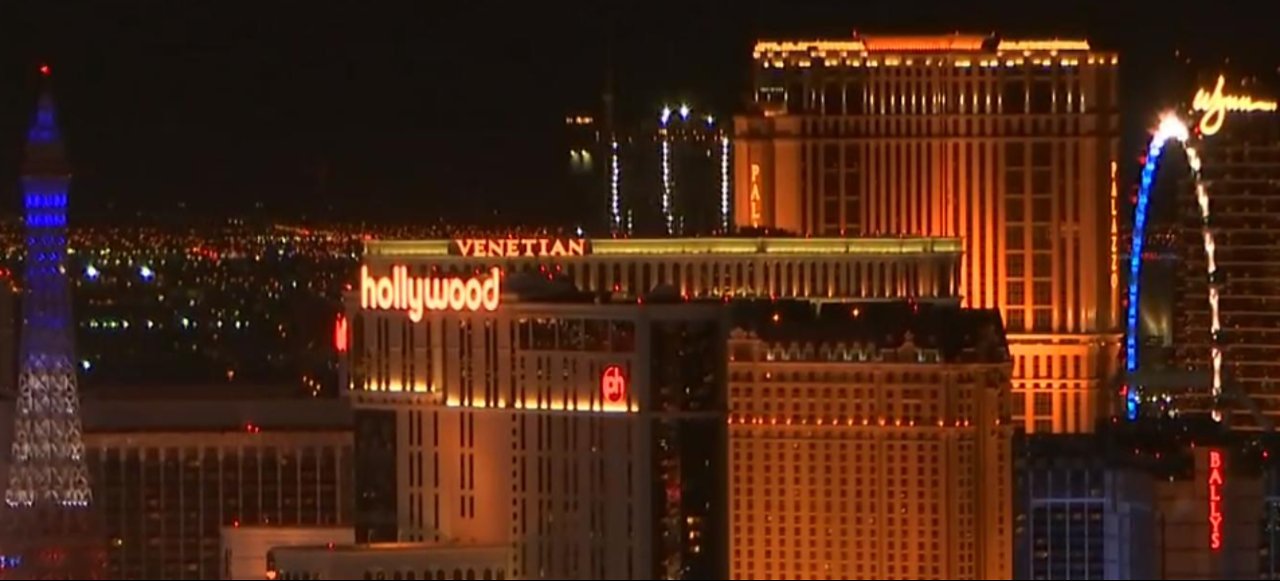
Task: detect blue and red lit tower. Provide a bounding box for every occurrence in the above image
[0,64,104,580]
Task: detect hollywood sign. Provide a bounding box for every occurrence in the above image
[361,265,501,321]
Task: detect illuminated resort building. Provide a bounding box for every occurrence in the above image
[726,300,1013,580]
[363,236,961,303]
[343,272,729,579]
[0,386,353,579]
[735,34,1121,433]
[337,234,1031,579]
[1171,74,1280,427]
[566,106,730,236]
[1015,428,1277,580]
[267,543,509,580]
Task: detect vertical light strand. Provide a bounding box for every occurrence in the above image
[1186,146,1224,422]
[661,134,673,235]
[720,134,731,231]
[1109,160,1119,329]
[610,139,621,234]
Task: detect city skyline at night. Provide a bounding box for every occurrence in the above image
[2,3,1280,580]
[1,1,1278,224]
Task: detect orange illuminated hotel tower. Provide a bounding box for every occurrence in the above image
[736,34,1121,433]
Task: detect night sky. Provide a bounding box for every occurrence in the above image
[1,1,1277,227]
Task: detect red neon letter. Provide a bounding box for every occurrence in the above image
[601,365,626,405]
[334,315,348,353]
[1208,450,1224,551]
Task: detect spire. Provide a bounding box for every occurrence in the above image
[22,63,70,178]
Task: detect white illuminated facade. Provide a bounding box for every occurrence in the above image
[343,278,730,579]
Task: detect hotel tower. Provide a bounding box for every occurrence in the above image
[735,33,1121,433]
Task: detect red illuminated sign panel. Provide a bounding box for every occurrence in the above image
[601,365,626,404]
[1209,449,1224,551]
[334,315,348,353]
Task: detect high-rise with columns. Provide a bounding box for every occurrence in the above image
[734,33,1121,433]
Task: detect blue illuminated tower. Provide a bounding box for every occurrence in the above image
[0,65,103,580]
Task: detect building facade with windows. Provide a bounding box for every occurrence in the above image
[1014,428,1280,580]
[725,300,1013,579]
[735,34,1121,433]
[267,543,509,580]
[0,386,355,580]
[1172,73,1280,427]
[343,275,729,579]
[364,236,961,304]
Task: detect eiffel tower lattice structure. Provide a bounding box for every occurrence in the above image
[0,64,105,580]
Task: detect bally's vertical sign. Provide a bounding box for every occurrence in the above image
[1208,449,1224,551]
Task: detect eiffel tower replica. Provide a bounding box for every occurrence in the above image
[0,64,104,579]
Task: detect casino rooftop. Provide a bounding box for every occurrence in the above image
[359,236,964,302]
[730,299,1010,364]
[365,236,962,258]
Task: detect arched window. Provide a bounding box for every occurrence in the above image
[482,569,493,580]
[465,569,476,580]
[452,569,463,580]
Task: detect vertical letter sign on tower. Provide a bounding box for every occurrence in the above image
[1209,449,1224,551]
[601,365,627,410]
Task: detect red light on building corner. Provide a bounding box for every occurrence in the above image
[1209,449,1224,551]
[39,64,50,77]
[601,365,626,404]
[334,314,349,353]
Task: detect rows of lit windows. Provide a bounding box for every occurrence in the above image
[277,567,507,580]
[785,116,1098,139]
[91,438,351,580]
[1004,138,1072,333]
[1175,139,1280,420]
[1006,351,1092,433]
[506,412,635,580]
[787,131,1100,334]
[418,255,953,301]
[759,62,1108,117]
[731,426,989,579]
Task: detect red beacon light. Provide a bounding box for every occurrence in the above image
[39,64,50,77]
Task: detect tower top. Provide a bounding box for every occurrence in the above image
[22,64,70,178]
